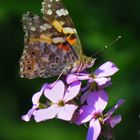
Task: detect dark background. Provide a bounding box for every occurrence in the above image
[0,0,140,140]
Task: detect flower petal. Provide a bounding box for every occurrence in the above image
[57,104,78,121]
[66,73,90,84]
[75,105,93,125]
[94,77,111,86]
[86,119,101,140]
[63,81,81,102]
[22,84,49,122]
[22,114,30,122]
[66,74,78,84]
[44,80,65,103]
[94,61,119,78]
[107,99,125,117]
[32,84,48,105]
[87,90,108,112]
[34,105,58,122]
[21,106,37,122]
[98,80,112,89]
[108,115,122,128]
[81,91,90,104]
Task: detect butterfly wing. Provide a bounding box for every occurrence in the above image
[20,0,83,79]
[41,0,83,57]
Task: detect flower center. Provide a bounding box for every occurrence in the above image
[88,82,98,91]
[93,112,101,119]
[58,100,65,106]
[91,73,96,79]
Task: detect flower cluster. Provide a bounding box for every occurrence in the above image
[22,61,125,140]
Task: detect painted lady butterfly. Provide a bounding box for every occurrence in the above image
[19,0,95,79]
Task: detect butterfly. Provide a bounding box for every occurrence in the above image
[19,0,95,79]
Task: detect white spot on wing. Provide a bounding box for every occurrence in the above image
[48,4,51,8]
[47,9,53,15]
[44,23,52,28]
[40,25,47,31]
[56,8,69,17]
[39,23,52,31]
[56,10,63,17]
[63,27,75,34]
[60,8,68,16]
[30,26,36,31]
[52,37,65,44]
[42,2,45,6]
[65,10,69,15]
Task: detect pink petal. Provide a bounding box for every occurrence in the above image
[98,80,112,89]
[108,115,122,128]
[86,119,101,140]
[32,84,48,105]
[63,81,81,102]
[34,105,58,122]
[87,90,108,112]
[94,61,119,78]
[81,85,90,93]
[66,74,78,84]
[22,84,49,122]
[66,73,90,84]
[21,106,37,122]
[21,114,30,122]
[57,104,78,121]
[81,91,90,104]
[44,80,65,103]
[94,77,111,86]
[107,99,125,116]
[75,105,93,125]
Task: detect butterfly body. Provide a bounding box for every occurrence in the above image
[20,0,95,79]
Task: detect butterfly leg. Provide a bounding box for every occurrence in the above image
[75,63,85,77]
[55,69,65,81]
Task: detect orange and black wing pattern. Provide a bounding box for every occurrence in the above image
[19,0,83,79]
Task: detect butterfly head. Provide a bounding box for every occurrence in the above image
[71,56,96,74]
[83,56,96,69]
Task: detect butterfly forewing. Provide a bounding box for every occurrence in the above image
[42,0,75,27]
[41,0,83,56]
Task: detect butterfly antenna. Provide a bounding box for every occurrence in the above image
[91,36,122,58]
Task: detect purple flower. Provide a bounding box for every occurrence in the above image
[75,91,124,140]
[67,61,119,86]
[75,90,108,140]
[21,84,48,122]
[21,59,124,140]
[34,80,81,122]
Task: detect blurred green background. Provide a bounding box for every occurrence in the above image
[0,0,140,140]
